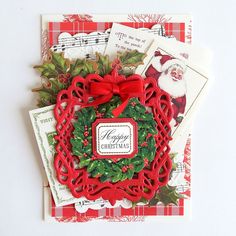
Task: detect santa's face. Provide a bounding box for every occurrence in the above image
[158,64,187,98]
[169,66,184,82]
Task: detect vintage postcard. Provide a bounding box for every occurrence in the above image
[29,106,81,206]
[136,42,209,141]
[104,23,154,60]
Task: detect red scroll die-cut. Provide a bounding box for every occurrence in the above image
[54,72,173,205]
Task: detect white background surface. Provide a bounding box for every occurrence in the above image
[0,0,235,235]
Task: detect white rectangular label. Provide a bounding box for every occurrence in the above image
[96,122,134,155]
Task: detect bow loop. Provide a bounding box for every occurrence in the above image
[85,70,144,116]
[112,84,120,94]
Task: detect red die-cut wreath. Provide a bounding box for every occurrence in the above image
[54,71,173,205]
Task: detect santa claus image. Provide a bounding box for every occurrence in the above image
[145,51,187,126]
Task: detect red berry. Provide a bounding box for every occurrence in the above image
[128,164,134,170]
[83,139,88,146]
[96,112,103,118]
[141,142,148,147]
[146,133,152,139]
[144,158,149,166]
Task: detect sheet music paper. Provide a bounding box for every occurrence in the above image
[51,30,111,60]
[50,24,171,60]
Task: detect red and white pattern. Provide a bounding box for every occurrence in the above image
[51,196,184,222]
[48,22,186,47]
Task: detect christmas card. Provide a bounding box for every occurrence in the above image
[29,14,211,222]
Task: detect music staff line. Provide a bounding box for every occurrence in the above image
[58,33,110,43]
[56,28,163,44]
[52,41,108,52]
[51,27,167,52]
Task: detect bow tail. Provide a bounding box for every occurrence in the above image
[112,95,130,117]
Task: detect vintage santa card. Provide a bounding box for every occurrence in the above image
[136,41,209,142]
[28,14,211,222]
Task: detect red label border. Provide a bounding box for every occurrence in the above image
[92,118,138,159]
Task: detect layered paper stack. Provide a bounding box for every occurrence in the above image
[29,14,211,222]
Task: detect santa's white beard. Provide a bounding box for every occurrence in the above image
[158,73,187,98]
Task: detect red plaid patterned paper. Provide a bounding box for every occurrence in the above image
[48,22,186,46]
[45,20,191,222]
[51,196,184,222]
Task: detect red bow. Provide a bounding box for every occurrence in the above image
[86,76,144,117]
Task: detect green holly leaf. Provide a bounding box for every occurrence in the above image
[78,157,91,168]
[132,157,145,172]
[84,144,92,154]
[138,130,147,142]
[37,89,56,106]
[140,113,153,121]
[34,63,58,79]
[51,52,69,74]
[134,104,146,113]
[70,59,96,77]
[148,198,159,206]
[154,185,184,206]
[71,138,83,149]
[148,126,157,135]
[91,162,105,177]
[100,173,109,182]
[96,53,112,76]
[112,165,122,173]
[50,79,67,93]
[170,152,178,172]
[126,169,134,179]
[111,171,122,183]
[120,173,128,181]
[88,109,96,123]
[118,50,146,67]
[140,148,149,158]
[87,160,99,173]
[148,136,156,149]
[69,59,84,76]
[72,149,83,157]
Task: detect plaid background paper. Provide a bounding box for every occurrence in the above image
[48,21,186,47]
[50,196,184,222]
[44,20,191,222]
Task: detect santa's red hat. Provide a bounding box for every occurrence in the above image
[152,51,186,72]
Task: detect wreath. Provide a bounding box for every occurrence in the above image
[71,96,158,183]
[33,51,184,206]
